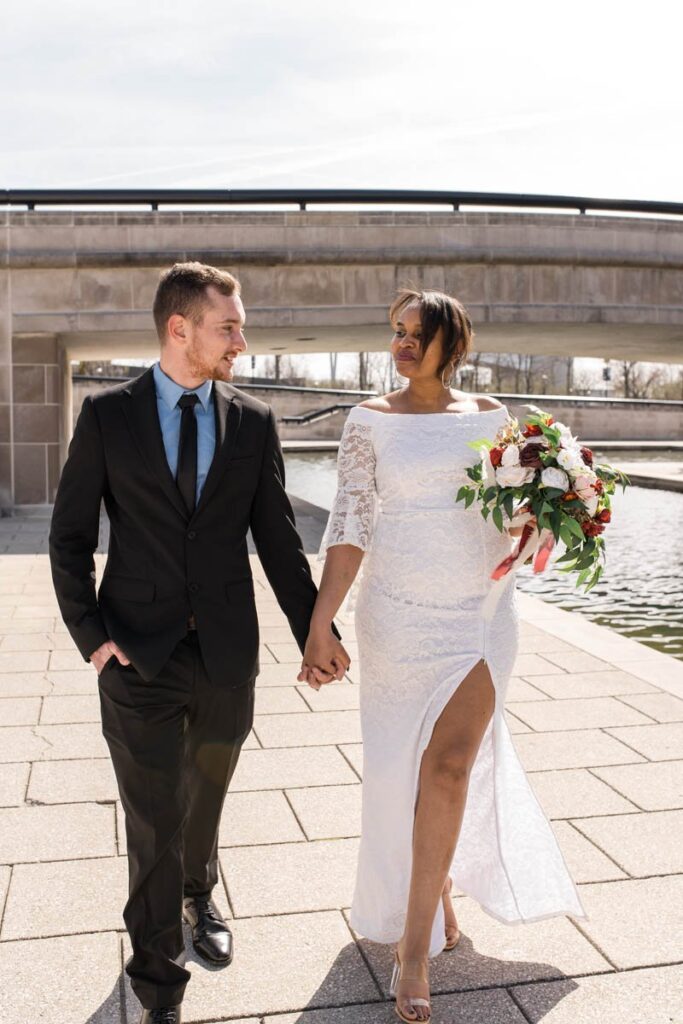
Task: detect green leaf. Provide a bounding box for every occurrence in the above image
[550,509,562,541]
[492,505,504,532]
[563,516,585,540]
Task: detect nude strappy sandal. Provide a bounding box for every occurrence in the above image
[389,950,431,1023]
[442,875,461,951]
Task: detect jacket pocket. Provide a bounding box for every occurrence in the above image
[224,578,256,604]
[100,575,156,603]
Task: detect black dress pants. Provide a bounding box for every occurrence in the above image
[98,631,255,1009]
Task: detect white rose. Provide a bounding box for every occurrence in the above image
[557,447,584,473]
[501,445,521,467]
[584,494,599,516]
[496,464,535,488]
[541,466,570,491]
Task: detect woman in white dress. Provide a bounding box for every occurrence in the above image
[298,289,587,1023]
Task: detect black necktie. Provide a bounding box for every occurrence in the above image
[176,393,199,515]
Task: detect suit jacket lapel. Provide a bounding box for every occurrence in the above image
[121,366,189,521]
[193,382,242,517]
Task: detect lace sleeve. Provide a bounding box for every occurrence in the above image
[317,411,377,560]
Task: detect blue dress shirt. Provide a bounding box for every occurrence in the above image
[152,361,216,505]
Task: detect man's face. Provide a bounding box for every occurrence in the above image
[185,286,248,382]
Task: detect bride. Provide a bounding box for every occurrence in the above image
[298,288,587,1023]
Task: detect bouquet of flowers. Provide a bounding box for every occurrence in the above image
[456,404,630,601]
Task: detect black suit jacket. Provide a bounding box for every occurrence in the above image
[49,366,340,688]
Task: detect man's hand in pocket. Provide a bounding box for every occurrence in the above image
[90,640,131,675]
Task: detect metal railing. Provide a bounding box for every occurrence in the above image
[2,188,683,217]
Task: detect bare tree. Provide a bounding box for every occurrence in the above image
[615,361,665,399]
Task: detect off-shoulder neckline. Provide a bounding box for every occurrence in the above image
[349,404,508,419]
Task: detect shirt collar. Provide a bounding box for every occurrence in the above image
[153,361,213,412]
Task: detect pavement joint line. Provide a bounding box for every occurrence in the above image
[0,863,11,935]
[505,983,534,1023]
[118,934,129,1024]
[335,743,363,783]
[562,818,633,878]
[582,767,648,813]
[218,849,236,920]
[338,907,385,1001]
[597,726,654,762]
[610,694,662,724]
[280,787,311,842]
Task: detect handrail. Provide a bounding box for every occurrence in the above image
[280,404,359,425]
[3,188,683,217]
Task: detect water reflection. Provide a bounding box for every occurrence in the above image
[284,450,683,661]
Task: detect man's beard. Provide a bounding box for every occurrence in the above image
[186,342,233,382]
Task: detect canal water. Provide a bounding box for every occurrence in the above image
[284,449,683,662]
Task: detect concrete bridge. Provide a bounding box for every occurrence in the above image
[1,197,682,509]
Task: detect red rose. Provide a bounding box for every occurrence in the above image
[594,478,604,495]
[519,442,545,469]
[598,508,611,523]
[581,519,605,537]
[489,446,504,467]
[580,446,594,467]
[522,423,543,437]
[547,417,555,426]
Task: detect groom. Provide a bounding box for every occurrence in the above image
[49,261,349,1023]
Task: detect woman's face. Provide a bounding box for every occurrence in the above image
[390,302,446,383]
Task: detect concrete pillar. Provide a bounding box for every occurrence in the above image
[10,333,61,508]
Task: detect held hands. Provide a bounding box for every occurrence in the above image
[90,640,131,675]
[298,626,351,691]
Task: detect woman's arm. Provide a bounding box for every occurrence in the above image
[298,544,364,688]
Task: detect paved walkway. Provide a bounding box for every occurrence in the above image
[0,507,682,1023]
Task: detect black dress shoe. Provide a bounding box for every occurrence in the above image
[182,895,233,964]
[140,1007,181,1024]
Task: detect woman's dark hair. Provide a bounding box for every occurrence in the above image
[389,288,474,378]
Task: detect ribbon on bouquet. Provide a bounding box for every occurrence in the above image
[481,509,556,622]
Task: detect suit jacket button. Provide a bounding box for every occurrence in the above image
[189,582,200,593]
[187,530,197,540]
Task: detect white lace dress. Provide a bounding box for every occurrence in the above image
[317,404,587,958]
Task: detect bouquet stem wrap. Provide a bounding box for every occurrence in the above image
[481,510,556,622]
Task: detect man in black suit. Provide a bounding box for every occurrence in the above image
[49,262,349,1024]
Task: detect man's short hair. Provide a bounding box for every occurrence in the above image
[152,262,241,340]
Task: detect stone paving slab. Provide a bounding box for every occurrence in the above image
[591,760,683,810]
[270,988,528,1023]
[27,757,118,803]
[526,767,638,819]
[253,710,362,748]
[123,911,380,1022]
[606,722,683,760]
[513,729,646,771]
[574,876,683,968]
[352,899,611,996]
[550,822,626,883]
[40,693,100,723]
[572,809,683,876]
[0,802,116,863]
[517,669,659,699]
[617,690,683,722]
[0,763,29,806]
[512,963,683,1024]
[0,932,123,1024]
[2,855,127,939]
[218,789,305,847]
[0,695,41,726]
[505,676,551,701]
[287,783,362,840]
[509,696,652,732]
[0,672,54,697]
[221,838,359,917]
[229,746,359,791]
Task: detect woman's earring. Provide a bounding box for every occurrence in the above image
[441,363,455,389]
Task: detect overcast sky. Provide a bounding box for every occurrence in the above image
[2,0,682,200]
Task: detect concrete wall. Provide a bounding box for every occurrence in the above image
[72,378,683,443]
